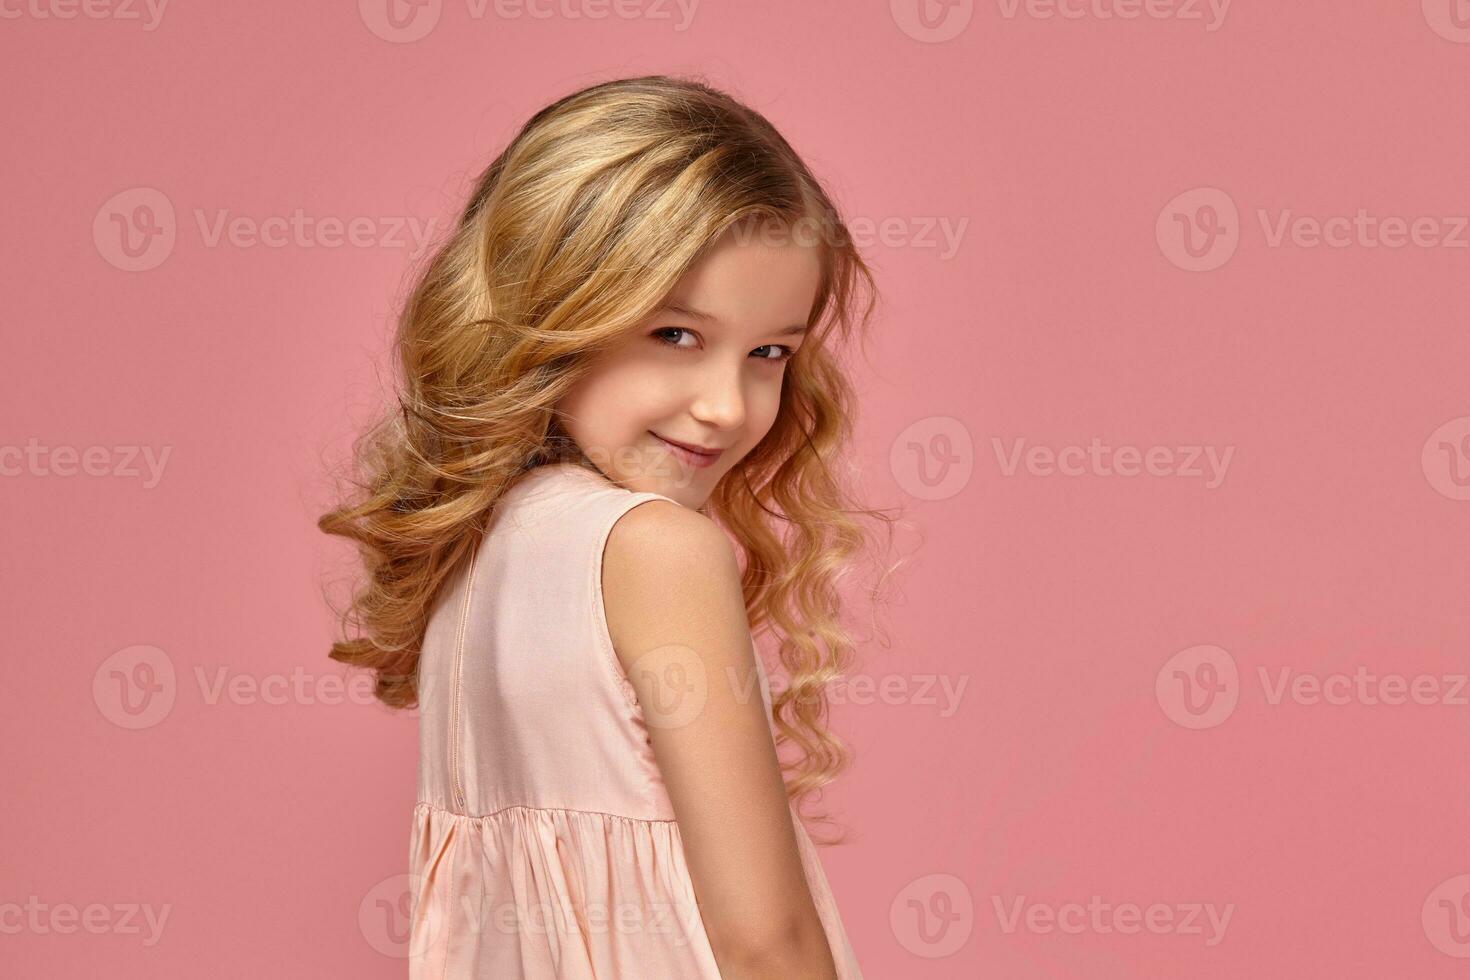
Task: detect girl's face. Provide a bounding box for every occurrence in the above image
[554,225,822,508]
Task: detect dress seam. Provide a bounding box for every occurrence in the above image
[414,799,678,825]
[446,540,480,812]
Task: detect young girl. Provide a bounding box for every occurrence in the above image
[320,74,895,979]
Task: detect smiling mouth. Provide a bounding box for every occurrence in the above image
[650,432,725,466]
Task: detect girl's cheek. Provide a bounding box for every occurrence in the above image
[626,363,681,399]
[749,386,783,432]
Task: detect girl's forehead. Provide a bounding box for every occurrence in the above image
[657,239,822,330]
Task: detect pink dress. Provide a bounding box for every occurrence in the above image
[408,460,863,978]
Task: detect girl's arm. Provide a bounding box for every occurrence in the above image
[603,501,839,979]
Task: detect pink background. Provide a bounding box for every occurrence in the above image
[4,1,1469,976]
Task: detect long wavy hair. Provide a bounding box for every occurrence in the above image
[319,74,902,844]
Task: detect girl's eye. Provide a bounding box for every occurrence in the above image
[653,327,697,348]
[653,328,795,363]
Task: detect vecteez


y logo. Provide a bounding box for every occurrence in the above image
[1422,0,1470,43]
[359,0,442,43]
[1157,187,1240,272]
[890,873,973,958]
[1422,416,1470,500]
[1155,644,1239,729]
[890,416,974,501]
[93,644,177,729]
[93,187,176,272]
[1423,874,1470,957]
[891,0,974,42]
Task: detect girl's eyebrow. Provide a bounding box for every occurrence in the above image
[659,301,808,336]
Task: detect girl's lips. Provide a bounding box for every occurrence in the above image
[651,432,723,468]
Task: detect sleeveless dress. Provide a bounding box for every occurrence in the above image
[407,460,864,978]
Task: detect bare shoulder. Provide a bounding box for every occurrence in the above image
[601,499,744,666]
[606,498,733,559]
[600,497,829,958]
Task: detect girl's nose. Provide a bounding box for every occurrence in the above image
[688,364,746,432]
